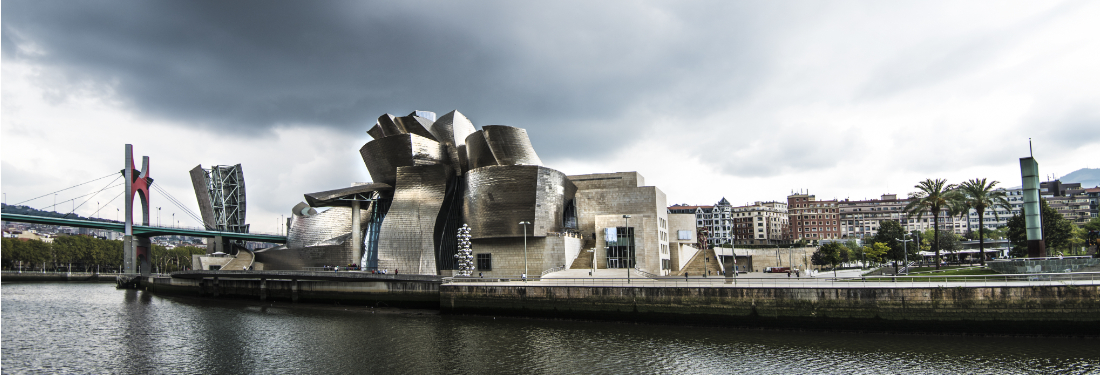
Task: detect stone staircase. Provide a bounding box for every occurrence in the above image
[674,247,723,276]
[219,249,254,271]
[570,247,595,270]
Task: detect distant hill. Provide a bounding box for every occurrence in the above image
[0,203,121,223]
[1059,168,1100,188]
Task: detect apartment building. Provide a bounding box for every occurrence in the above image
[730,201,788,245]
[1041,181,1094,225]
[838,194,909,239]
[668,198,733,247]
[785,192,841,242]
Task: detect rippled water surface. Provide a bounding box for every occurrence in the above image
[2,282,1098,374]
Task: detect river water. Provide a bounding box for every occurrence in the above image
[2,282,1097,374]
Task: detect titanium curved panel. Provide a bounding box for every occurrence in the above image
[464,130,497,170]
[367,124,386,140]
[428,110,477,173]
[464,165,573,239]
[482,125,543,166]
[378,114,406,136]
[396,114,438,142]
[376,165,452,274]
[254,206,368,269]
[359,134,447,186]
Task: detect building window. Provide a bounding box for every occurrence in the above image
[476,253,492,271]
[678,230,692,240]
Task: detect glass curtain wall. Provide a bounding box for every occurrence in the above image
[606,226,635,268]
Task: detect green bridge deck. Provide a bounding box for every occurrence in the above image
[0,213,287,243]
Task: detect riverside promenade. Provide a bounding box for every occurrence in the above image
[448,268,1100,288]
[442,269,1100,335]
[13,269,1095,335]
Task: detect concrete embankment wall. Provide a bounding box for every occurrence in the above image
[1,272,117,282]
[440,285,1100,335]
[145,277,439,309]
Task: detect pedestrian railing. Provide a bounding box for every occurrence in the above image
[442,272,1100,288]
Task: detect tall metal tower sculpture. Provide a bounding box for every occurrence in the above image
[123,144,154,275]
[190,164,248,254]
[1020,156,1046,257]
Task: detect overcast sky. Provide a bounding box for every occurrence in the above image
[3,1,1098,233]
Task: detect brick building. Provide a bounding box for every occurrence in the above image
[785,192,841,242]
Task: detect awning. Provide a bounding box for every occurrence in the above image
[304,183,393,207]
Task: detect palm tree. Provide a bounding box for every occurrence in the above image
[904,178,958,270]
[952,178,1012,267]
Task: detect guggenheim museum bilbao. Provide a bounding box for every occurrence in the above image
[251,110,700,276]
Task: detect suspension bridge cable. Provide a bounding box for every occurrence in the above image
[12,172,118,206]
[62,175,124,218]
[40,182,123,212]
[150,183,204,225]
[89,191,124,219]
[152,183,202,223]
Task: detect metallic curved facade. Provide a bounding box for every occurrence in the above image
[463,165,575,239]
[359,134,448,186]
[395,113,438,142]
[428,110,477,174]
[255,206,368,269]
[482,125,543,166]
[376,165,452,274]
[267,109,590,275]
[367,124,386,140]
[377,114,405,137]
[464,130,497,170]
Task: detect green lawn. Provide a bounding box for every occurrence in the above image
[858,268,1000,282]
[907,265,970,273]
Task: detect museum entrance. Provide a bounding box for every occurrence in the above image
[606,226,635,268]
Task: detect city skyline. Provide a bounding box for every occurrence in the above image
[3,1,1098,233]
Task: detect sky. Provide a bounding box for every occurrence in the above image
[3,1,1099,234]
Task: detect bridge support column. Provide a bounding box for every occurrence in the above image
[212,277,220,297]
[351,200,362,268]
[123,236,135,274]
[137,236,152,277]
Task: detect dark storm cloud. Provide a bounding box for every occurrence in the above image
[2,0,781,160]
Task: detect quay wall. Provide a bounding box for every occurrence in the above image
[440,285,1100,335]
[1,272,116,282]
[144,276,439,309]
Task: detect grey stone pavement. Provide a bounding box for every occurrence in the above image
[447,268,1100,288]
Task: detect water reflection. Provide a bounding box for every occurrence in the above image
[2,282,1097,374]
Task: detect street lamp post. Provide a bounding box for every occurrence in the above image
[623,215,631,283]
[519,221,531,281]
[898,234,913,275]
[914,231,922,266]
[157,207,161,227]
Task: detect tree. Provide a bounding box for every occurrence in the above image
[951,178,1012,266]
[985,226,1008,241]
[863,242,889,268]
[935,231,961,263]
[1003,198,1074,257]
[844,240,863,268]
[904,178,958,269]
[1005,213,1027,257]
[872,220,908,273]
[1084,217,1100,254]
[812,242,847,277]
